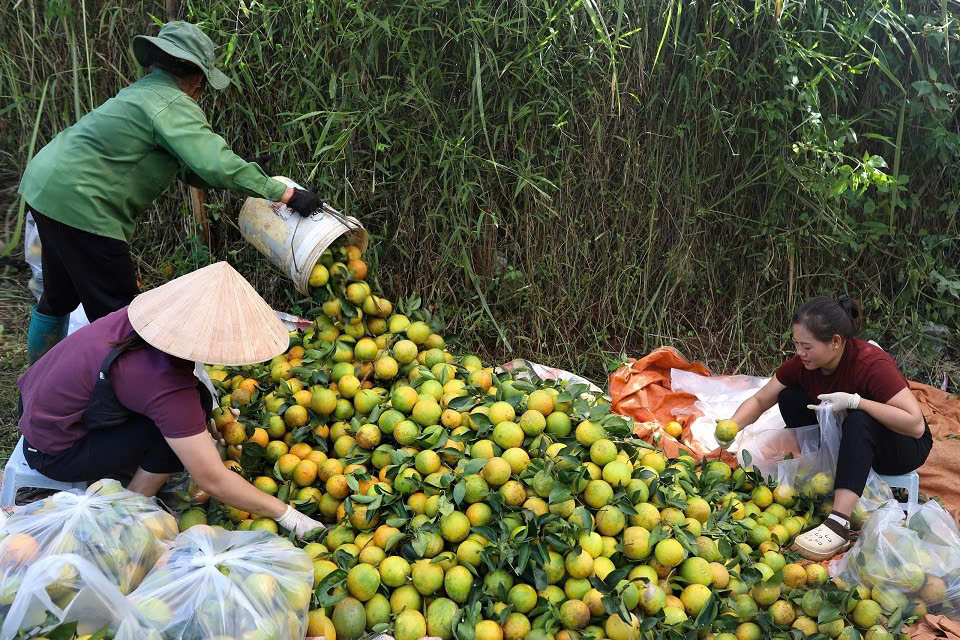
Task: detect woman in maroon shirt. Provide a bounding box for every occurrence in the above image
[17,262,324,538]
[730,296,932,560]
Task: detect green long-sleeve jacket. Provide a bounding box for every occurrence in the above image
[19,69,287,242]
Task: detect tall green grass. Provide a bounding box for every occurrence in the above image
[1,0,958,385]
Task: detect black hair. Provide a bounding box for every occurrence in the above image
[145,43,204,81]
[792,295,863,343]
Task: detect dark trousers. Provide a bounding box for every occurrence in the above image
[23,413,183,482]
[30,208,139,320]
[778,386,932,495]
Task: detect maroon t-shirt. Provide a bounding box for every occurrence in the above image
[18,307,207,455]
[775,338,908,405]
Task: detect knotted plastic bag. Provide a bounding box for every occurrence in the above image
[0,553,156,639]
[122,527,314,640]
[907,500,960,553]
[850,471,895,529]
[0,479,178,623]
[837,499,960,619]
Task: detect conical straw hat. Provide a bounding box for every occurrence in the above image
[128,262,288,366]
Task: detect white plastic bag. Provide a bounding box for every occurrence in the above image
[907,500,960,556]
[24,213,43,299]
[669,370,785,452]
[0,478,178,619]
[736,404,842,497]
[67,306,89,336]
[837,499,960,619]
[123,527,314,640]
[850,471,895,529]
[193,361,219,403]
[1,553,155,638]
[501,359,604,394]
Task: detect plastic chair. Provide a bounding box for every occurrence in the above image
[0,437,86,507]
[877,470,920,507]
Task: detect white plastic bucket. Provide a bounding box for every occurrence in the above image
[239,177,368,295]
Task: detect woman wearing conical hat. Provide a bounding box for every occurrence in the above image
[18,21,324,365]
[16,263,325,538]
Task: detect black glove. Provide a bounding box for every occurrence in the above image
[287,188,322,217]
[243,153,275,176]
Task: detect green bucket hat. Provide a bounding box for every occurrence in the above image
[132,21,230,90]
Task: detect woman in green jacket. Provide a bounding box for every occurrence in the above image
[19,21,322,363]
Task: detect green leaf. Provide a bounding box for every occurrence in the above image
[548,486,572,505]
[601,594,618,615]
[474,525,499,542]
[453,481,466,504]
[87,627,109,640]
[694,592,719,626]
[449,395,477,412]
[470,413,493,430]
[517,543,531,574]
[566,384,588,398]
[439,498,456,517]
[455,617,475,640]
[532,565,548,591]
[291,424,312,444]
[913,80,933,95]
[740,566,764,587]
[511,380,536,393]
[817,604,843,624]
[240,441,265,459]
[302,525,325,542]
[346,474,361,493]
[648,523,670,548]
[887,607,902,631]
[314,568,348,607]
[463,458,487,474]
[46,621,80,640]
[385,532,405,552]
[675,527,699,556]
[413,531,430,556]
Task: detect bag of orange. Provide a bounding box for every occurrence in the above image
[122,527,313,640]
[0,478,177,627]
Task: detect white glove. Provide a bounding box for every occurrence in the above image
[807,392,860,411]
[277,505,326,538]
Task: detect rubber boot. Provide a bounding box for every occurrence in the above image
[27,307,69,364]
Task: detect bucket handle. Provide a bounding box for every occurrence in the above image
[289,198,362,273]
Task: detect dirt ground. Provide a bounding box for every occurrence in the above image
[0,265,33,465]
